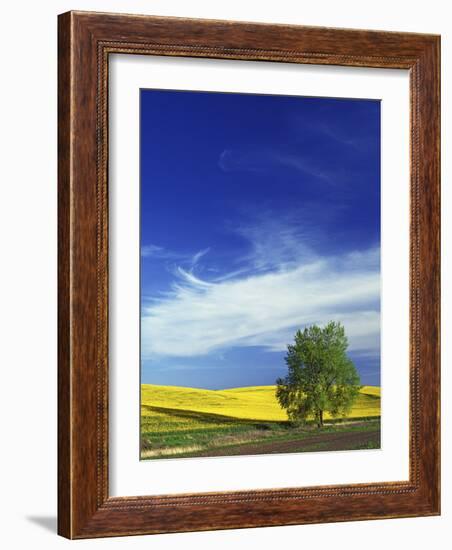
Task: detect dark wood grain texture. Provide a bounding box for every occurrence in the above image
[57,10,72,538]
[58,11,440,539]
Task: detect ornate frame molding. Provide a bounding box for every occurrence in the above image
[58,11,440,538]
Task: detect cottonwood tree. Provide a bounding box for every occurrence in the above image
[276,322,361,428]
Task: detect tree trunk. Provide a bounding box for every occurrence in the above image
[318,410,324,428]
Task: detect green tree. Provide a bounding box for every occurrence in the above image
[276,322,361,428]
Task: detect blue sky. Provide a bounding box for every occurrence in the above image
[140,89,381,389]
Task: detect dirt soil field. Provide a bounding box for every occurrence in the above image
[179,427,380,457]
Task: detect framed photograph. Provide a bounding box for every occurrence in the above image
[58,11,440,538]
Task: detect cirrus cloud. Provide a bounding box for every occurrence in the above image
[141,246,380,359]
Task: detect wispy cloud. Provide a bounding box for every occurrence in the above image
[141,240,380,359]
[291,115,379,154]
[141,244,183,260]
[232,214,316,273]
[175,266,214,288]
[218,109,379,187]
[141,244,210,267]
[191,247,210,266]
[141,244,166,258]
[219,148,333,183]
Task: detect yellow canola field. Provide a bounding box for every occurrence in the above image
[141,384,380,424]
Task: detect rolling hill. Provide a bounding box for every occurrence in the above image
[140,384,381,459]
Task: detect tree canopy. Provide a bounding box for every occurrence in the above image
[276,322,361,427]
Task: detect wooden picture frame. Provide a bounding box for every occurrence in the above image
[58,10,440,539]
